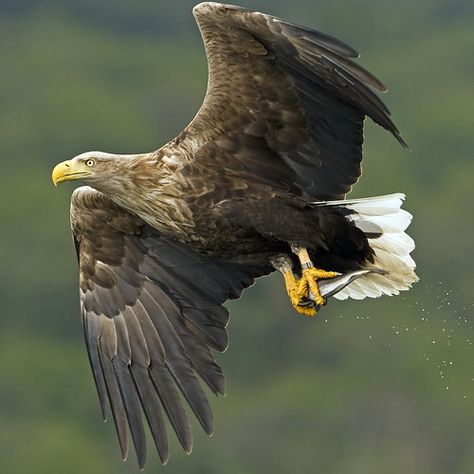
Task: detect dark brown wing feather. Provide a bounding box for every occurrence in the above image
[71,186,269,468]
[172,2,405,200]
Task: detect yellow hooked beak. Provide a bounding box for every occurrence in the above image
[51,160,92,186]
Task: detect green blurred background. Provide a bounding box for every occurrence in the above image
[1,1,473,473]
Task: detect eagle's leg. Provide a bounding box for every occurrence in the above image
[271,255,318,317]
[292,246,340,309]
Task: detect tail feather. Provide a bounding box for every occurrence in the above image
[315,193,418,300]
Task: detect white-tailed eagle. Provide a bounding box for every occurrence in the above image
[52,2,417,468]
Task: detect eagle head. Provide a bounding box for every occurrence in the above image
[51,152,123,186]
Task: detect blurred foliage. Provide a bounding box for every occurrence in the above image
[0,1,473,473]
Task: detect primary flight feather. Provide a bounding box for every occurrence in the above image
[52,2,417,468]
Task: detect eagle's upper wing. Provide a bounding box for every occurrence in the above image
[172,2,405,200]
[71,186,268,468]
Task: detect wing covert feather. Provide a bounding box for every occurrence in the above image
[168,3,405,200]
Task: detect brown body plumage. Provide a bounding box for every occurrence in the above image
[52,3,417,468]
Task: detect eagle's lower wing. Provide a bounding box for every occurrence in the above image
[71,186,268,468]
[172,2,404,200]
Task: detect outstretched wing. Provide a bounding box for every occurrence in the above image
[170,2,405,200]
[71,186,268,468]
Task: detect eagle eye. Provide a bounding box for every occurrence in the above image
[85,159,95,167]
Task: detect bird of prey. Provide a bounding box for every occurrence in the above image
[51,2,418,468]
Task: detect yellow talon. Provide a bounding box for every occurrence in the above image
[273,250,339,318]
[294,247,340,314]
[296,305,318,317]
[283,270,317,317]
[302,267,339,306]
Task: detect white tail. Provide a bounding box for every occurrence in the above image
[316,193,418,300]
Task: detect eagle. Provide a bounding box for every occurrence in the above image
[51,2,417,468]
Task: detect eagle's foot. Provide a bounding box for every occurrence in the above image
[292,246,340,311]
[271,252,339,317]
[283,269,318,317]
[271,255,318,317]
[300,267,340,307]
